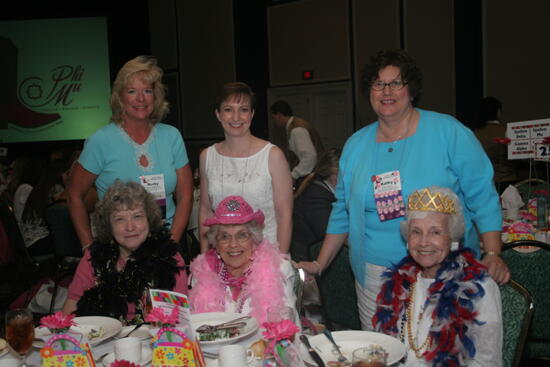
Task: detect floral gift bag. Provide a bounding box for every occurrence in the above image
[151,327,204,367]
[40,334,96,367]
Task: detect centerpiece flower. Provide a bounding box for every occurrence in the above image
[40,311,75,334]
[261,320,300,366]
[145,307,179,327]
[110,360,140,367]
[146,307,179,343]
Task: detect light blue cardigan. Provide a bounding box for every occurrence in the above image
[327,109,502,287]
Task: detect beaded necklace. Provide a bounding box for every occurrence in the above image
[404,280,432,359]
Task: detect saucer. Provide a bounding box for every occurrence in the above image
[102,347,153,367]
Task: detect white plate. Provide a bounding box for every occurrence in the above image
[116,324,153,340]
[0,338,7,357]
[34,316,122,348]
[102,346,153,367]
[191,312,259,347]
[299,330,406,366]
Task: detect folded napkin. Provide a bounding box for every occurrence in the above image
[501,185,524,209]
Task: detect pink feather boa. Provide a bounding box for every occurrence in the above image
[189,240,287,323]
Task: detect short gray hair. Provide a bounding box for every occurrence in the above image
[400,186,465,242]
[206,221,264,248]
[92,180,163,243]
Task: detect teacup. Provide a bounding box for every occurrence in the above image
[114,336,142,363]
[218,344,254,367]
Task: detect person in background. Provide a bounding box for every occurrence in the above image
[291,147,342,262]
[296,49,509,330]
[190,195,297,324]
[271,100,325,187]
[68,55,193,251]
[62,180,188,324]
[374,186,502,366]
[17,158,71,256]
[473,96,519,192]
[199,82,293,253]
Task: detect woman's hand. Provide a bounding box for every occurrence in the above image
[480,231,510,284]
[481,254,511,284]
[293,260,322,276]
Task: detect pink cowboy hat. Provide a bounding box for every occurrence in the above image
[203,195,265,227]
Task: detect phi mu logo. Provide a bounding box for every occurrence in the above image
[19,65,85,108]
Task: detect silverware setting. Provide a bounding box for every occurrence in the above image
[195,315,251,333]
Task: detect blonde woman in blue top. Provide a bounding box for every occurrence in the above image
[296,49,510,330]
[68,56,193,250]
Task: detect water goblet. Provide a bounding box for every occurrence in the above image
[5,309,35,367]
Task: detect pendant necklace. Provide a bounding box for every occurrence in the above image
[221,140,251,198]
[379,112,413,152]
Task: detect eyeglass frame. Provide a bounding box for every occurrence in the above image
[370,79,408,91]
[216,230,253,245]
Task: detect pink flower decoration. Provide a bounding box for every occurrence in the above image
[261,320,299,342]
[110,360,140,367]
[40,312,75,333]
[145,307,179,327]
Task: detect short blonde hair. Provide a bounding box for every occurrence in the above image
[110,55,169,125]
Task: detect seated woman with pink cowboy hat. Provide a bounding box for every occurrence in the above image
[189,195,297,323]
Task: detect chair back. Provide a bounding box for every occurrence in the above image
[45,201,82,259]
[503,240,550,358]
[309,242,361,330]
[500,279,534,367]
[513,178,550,205]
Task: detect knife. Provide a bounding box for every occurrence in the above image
[300,334,326,367]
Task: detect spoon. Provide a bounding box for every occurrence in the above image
[322,329,350,365]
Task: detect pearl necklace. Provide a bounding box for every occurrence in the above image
[405,281,432,359]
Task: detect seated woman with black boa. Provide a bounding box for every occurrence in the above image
[62,180,188,324]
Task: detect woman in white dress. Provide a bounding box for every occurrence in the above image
[373,186,502,366]
[199,82,293,253]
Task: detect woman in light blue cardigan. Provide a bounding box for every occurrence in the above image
[296,49,509,329]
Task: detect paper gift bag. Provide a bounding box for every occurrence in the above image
[40,334,96,367]
[152,327,205,367]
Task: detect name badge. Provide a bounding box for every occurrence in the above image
[140,174,167,219]
[372,170,405,222]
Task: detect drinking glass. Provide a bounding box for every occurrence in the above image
[5,309,35,367]
[267,306,296,323]
[351,346,387,367]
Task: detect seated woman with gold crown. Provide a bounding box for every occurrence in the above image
[373,186,502,366]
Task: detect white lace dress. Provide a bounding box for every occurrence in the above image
[204,143,277,244]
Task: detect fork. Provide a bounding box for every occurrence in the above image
[322,329,350,365]
[195,315,250,333]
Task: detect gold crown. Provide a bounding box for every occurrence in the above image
[407,188,456,214]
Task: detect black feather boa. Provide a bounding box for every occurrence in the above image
[76,228,182,323]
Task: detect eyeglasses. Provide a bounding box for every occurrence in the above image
[217,230,252,245]
[371,80,407,91]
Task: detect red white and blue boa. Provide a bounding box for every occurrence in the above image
[189,240,287,324]
[373,248,488,367]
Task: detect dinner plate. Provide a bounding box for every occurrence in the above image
[116,324,153,340]
[102,346,153,367]
[191,312,259,347]
[0,338,8,357]
[34,316,123,348]
[299,330,406,366]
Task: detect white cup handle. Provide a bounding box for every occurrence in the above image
[246,348,255,364]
